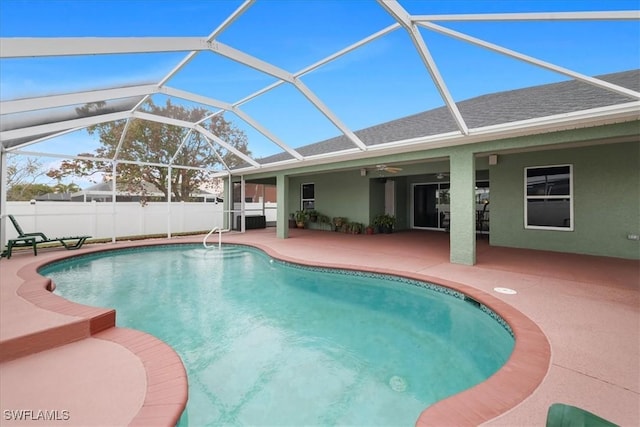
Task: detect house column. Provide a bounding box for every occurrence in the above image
[449,150,476,265]
[276,173,289,239]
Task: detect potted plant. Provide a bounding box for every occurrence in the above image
[294,210,308,228]
[318,214,331,230]
[306,210,318,222]
[381,214,396,233]
[288,213,296,229]
[349,222,363,234]
[332,217,347,232]
[365,224,375,235]
[373,214,396,233]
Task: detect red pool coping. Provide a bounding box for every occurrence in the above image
[3,238,551,426]
[2,248,188,427]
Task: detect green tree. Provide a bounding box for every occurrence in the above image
[5,155,54,201]
[7,183,54,201]
[53,182,81,194]
[48,99,251,201]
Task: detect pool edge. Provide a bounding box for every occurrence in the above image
[7,244,190,427]
[236,240,552,427]
[9,239,551,426]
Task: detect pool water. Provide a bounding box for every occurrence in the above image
[41,245,514,426]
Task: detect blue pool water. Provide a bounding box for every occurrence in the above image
[41,245,514,426]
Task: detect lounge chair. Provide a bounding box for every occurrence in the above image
[1,214,91,259]
[546,403,618,427]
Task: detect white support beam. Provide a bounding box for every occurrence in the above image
[12,149,225,172]
[417,22,640,100]
[0,111,130,141]
[232,107,304,160]
[4,127,83,152]
[163,89,303,160]
[377,0,469,135]
[294,79,368,151]
[0,37,208,58]
[157,0,255,88]
[113,118,132,160]
[1,85,158,115]
[296,23,401,77]
[129,114,256,170]
[170,130,194,164]
[132,111,197,129]
[413,11,640,22]
[12,150,116,163]
[194,125,261,168]
[231,23,401,109]
[161,87,234,110]
[233,80,286,108]
[202,136,233,174]
[195,110,225,125]
[209,41,295,83]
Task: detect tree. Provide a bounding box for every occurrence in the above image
[52,182,81,194]
[48,99,251,201]
[5,155,54,201]
[7,183,55,201]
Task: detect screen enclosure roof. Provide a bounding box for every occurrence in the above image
[1,0,639,177]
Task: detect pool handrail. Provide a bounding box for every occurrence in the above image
[203,227,224,249]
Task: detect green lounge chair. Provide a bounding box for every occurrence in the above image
[1,214,91,259]
[547,403,618,427]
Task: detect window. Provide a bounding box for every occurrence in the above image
[525,165,573,230]
[301,183,315,210]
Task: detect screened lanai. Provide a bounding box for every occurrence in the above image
[1,0,639,253]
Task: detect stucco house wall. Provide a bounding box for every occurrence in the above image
[490,140,639,259]
[287,170,371,226]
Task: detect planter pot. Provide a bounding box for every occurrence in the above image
[365,227,374,235]
[288,219,297,229]
[382,226,393,234]
[296,221,305,228]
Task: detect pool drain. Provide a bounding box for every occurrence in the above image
[389,375,407,392]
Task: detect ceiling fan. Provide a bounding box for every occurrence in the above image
[373,164,402,174]
[436,172,450,180]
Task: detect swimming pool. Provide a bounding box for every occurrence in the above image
[41,244,514,426]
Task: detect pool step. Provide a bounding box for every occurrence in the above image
[181,247,248,260]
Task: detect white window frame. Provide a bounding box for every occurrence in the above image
[524,164,574,231]
[301,182,315,210]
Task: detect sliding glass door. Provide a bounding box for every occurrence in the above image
[412,183,450,229]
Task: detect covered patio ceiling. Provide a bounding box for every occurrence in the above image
[1,1,639,178]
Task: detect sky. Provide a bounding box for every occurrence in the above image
[0,0,639,186]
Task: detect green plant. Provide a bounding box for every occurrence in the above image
[317,214,331,230]
[373,214,396,233]
[306,209,319,222]
[294,210,308,228]
[349,222,363,234]
[332,217,347,231]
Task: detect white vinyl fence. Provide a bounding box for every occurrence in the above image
[2,200,278,246]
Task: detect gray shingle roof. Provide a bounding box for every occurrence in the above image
[255,69,639,165]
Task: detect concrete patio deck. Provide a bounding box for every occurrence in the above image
[0,228,638,426]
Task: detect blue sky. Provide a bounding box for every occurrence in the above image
[1,0,639,182]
